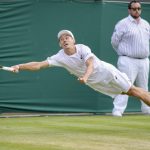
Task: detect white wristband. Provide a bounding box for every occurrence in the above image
[2,66,14,72]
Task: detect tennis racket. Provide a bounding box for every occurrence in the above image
[0,65,14,72]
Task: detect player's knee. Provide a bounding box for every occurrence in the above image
[126,86,135,96]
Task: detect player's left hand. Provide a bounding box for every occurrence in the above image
[78,77,87,84]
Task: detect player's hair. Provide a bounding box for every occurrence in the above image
[128,0,141,9]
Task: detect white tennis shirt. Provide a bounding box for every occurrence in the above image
[47,44,131,98]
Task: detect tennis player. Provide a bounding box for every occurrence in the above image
[11,30,150,108]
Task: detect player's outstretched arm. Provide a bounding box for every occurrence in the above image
[78,57,94,84]
[11,60,49,73]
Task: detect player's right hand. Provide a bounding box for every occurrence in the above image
[11,65,19,73]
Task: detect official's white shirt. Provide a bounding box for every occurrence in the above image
[47,44,131,98]
[111,15,150,59]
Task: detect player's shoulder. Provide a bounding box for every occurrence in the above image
[76,44,91,50]
[57,49,64,54]
[76,44,92,55]
[52,49,64,58]
[76,44,86,48]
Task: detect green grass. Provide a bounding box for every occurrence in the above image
[0,115,150,150]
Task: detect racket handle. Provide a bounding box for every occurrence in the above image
[2,66,14,72]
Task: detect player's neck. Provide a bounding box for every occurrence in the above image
[64,46,76,55]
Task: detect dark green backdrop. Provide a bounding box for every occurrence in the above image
[0,0,150,113]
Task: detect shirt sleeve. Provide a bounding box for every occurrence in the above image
[47,52,62,67]
[81,45,94,62]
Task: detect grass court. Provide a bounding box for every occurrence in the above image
[0,115,150,150]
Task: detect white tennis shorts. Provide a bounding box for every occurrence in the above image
[87,68,132,98]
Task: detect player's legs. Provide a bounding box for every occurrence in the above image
[126,86,150,107]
